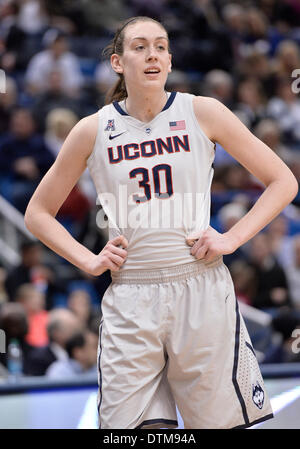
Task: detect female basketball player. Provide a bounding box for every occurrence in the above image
[24,17,298,429]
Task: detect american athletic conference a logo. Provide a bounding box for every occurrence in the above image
[105,119,115,131]
[252,381,265,409]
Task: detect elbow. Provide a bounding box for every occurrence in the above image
[288,173,299,202]
[24,201,40,235]
[281,171,299,203]
[24,204,34,233]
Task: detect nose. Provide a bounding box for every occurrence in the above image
[146,45,158,61]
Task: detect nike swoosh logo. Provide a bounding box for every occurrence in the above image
[109,132,126,140]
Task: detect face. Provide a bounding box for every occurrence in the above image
[251,234,271,262]
[68,290,90,324]
[51,37,68,56]
[21,289,45,314]
[22,245,42,267]
[11,110,35,139]
[76,332,98,369]
[111,21,172,92]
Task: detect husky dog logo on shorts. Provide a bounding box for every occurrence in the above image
[252,381,264,409]
[105,120,115,131]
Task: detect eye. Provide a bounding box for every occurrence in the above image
[157,45,166,51]
[135,45,144,51]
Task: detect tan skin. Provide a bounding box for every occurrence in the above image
[24,21,298,275]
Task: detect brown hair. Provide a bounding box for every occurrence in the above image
[103,16,169,104]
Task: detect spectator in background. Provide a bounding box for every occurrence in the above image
[203,69,234,108]
[26,307,81,376]
[221,3,247,62]
[0,302,35,375]
[25,28,83,98]
[248,232,291,313]
[80,0,128,35]
[229,259,256,306]
[265,214,295,268]
[32,70,81,133]
[42,0,87,35]
[244,7,270,46]
[1,1,49,74]
[0,108,55,213]
[267,77,300,148]
[16,0,49,36]
[44,107,78,157]
[15,283,48,347]
[0,0,27,73]
[223,163,256,191]
[0,0,19,41]
[4,241,62,310]
[46,329,98,379]
[44,107,96,207]
[284,235,300,310]
[236,49,275,98]
[165,69,192,94]
[67,288,99,329]
[42,110,91,232]
[234,78,267,129]
[271,40,300,81]
[254,119,294,165]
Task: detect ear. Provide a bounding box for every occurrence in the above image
[168,53,172,73]
[111,54,123,75]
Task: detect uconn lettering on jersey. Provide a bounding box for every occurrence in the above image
[107,135,190,164]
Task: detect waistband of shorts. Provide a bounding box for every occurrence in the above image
[111,256,223,284]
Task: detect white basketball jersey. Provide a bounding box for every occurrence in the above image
[87,92,215,270]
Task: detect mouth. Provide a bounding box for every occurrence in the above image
[144,67,160,75]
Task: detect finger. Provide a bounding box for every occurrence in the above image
[203,249,216,262]
[110,235,128,249]
[109,253,125,266]
[186,231,202,247]
[109,245,127,258]
[190,237,204,255]
[107,260,120,271]
[186,237,198,247]
[195,244,209,260]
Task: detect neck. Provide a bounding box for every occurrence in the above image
[124,86,167,122]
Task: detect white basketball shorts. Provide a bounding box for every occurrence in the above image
[96,257,273,429]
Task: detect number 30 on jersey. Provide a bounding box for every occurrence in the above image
[129,163,173,203]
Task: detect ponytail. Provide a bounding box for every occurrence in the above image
[105,75,127,105]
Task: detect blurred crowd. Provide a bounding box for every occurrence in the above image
[0,0,300,379]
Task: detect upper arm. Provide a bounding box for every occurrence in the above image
[193,96,298,189]
[25,113,99,218]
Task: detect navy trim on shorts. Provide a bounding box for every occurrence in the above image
[98,322,103,429]
[245,341,256,357]
[232,413,274,429]
[113,91,177,116]
[232,299,250,426]
[135,418,178,429]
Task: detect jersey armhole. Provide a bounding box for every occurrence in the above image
[86,110,102,167]
[189,94,216,153]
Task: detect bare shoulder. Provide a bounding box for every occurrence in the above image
[192,95,225,142]
[65,112,99,162]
